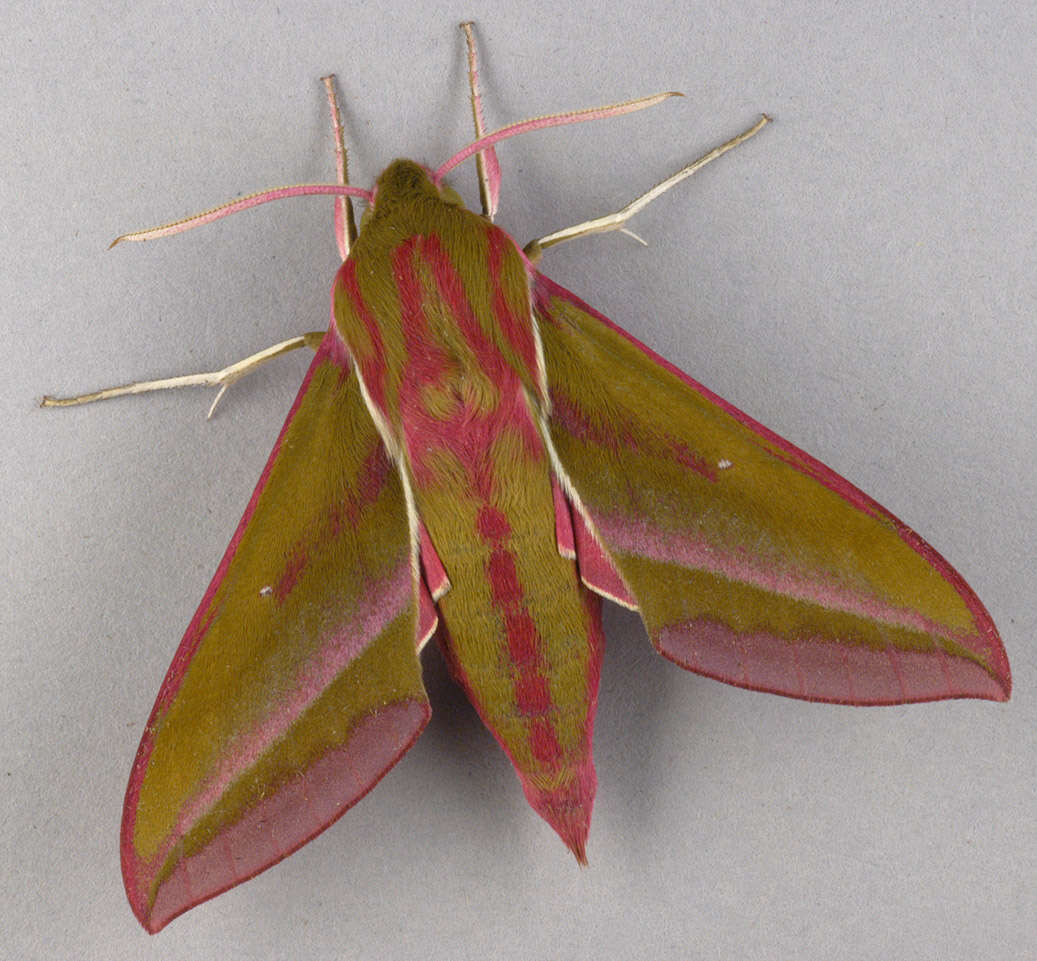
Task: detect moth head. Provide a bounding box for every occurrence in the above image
[367,159,466,218]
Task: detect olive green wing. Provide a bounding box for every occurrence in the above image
[535,274,1010,705]
[121,331,432,932]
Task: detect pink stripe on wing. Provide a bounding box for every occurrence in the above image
[595,509,976,645]
[171,559,415,842]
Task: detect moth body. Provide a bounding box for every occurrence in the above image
[334,159,602,857]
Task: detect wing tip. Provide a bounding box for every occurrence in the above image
[985,655,1012,702]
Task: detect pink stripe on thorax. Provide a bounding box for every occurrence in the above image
[486,226,538,379]
[423,232,511,382]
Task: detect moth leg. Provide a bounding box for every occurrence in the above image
[523,114,770,261]
[41,332,324,419]
[461,21,502,220]
[321,74,358,260]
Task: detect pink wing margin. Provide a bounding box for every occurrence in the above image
[121,330,432,932]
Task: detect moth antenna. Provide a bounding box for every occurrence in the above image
[433,91,682,185]
[461,21,502,219]
[321,74,358,259]
[109,184,373,246]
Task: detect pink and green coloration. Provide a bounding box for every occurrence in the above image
[90,27,1010,933]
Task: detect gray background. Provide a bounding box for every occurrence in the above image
[3,1,1033,959]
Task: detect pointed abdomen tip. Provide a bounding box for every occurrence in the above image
[522,762,596,866]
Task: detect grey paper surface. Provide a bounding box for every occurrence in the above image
[3,2,1033,959]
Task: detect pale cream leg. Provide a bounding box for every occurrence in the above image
[41,332,325,419]
[524,114,770,260]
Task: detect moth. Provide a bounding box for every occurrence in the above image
[45,23,1010,933]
